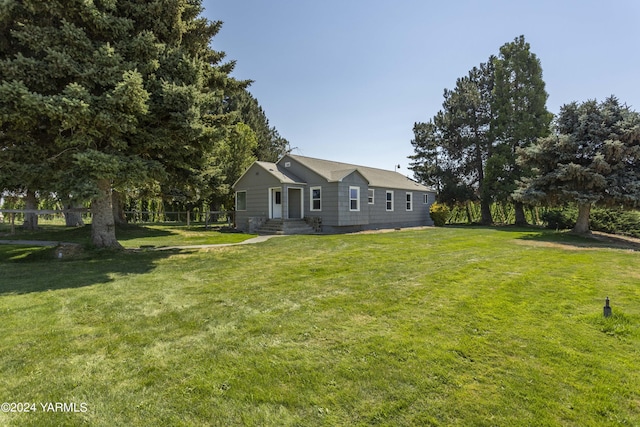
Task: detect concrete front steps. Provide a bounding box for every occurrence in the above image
[256,219,316,235]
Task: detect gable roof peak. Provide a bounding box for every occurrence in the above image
[280,154,432,191]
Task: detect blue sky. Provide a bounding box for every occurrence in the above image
[204,0,640,173]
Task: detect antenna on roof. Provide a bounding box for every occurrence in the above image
[286,146,300,154]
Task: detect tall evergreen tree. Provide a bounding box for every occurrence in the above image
[515,97,640,234]
[413,62,495,224]
[0,2,68,230]
[410,36,551,225]
[490,35,553,225]
[213,122,257,207]
[409,118,476,206]
[223,89,290,162]
[0,0,241,247]
[409,120,443,191]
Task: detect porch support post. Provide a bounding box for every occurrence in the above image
[283,185,288,220]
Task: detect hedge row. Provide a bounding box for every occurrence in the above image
[541,206,640,237]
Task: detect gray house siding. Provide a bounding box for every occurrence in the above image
[336,173,369,227]
[366,187,435,229]
[281,156,371,228]
[281,155,354,227]
[309,182,339,226]
[319,188,435,233]
[233,155,436,233]
[234,163,292,232]
[279,155,325,183]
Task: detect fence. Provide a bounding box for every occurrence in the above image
[0,209,235,233]
[123,210,235,227]
[0,209,88,234]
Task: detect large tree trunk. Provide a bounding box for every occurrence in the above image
[91,179,122,249]
[112,190,128,225]
[572,202,592,234]
[514,201,528,226]
[22,189,39,231]
[480,199,493,225]
[62,198,85,227]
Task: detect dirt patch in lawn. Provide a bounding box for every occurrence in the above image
[516,231,640,252]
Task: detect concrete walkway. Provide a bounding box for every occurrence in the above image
[153,234,284,250]
[0,235,284,250]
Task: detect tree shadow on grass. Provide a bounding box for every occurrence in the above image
[477,225,640,252]
[115,223,175,241]
[0,244,184,295]
[0,224,175,245]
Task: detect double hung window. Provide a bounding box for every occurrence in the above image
[236,191,247,211]
[349,186,360,211]
[311,187,322,211]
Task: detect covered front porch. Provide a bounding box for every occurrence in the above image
[268,186,305,220]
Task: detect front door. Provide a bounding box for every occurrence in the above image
[271,188,282,219]
[288,188,303,219]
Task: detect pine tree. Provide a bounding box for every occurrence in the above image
[491,35,553,225]
[410,36,551,226]
[0,0,240,247]
[222,89,290,162]
[0,1,67,230]
[409,120,443,191]
[515,97,640,234]
[431,62,495,224]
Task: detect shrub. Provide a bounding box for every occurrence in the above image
[591,208,640,238]
[541,207,577,230]
[429,203,450,226]
[541,206,640,237]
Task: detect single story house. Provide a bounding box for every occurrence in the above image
[233,154,436,234]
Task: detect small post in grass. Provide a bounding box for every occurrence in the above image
[603,297,612,318]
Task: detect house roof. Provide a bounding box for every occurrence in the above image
[281,155,433,192]
[254,161,305,185]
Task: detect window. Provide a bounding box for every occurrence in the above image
[349,186,360,211]
[406,192,413,211]
[386,191,394,211]
[423,194,429,204]
[236,191,247,211]
[311,187,321,211]
[368,189,375,204]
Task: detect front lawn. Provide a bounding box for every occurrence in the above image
[0,227,638,426]
[0,223,256,248]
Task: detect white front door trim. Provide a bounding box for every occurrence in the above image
[269,187,282,219]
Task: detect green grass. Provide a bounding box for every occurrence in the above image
[0,227,639,426]
[0,223,256,248]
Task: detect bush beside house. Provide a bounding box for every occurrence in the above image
[429,203,450,226]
